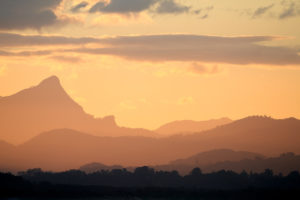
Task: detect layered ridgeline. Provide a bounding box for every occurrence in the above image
[1,117,300,172]
[155,118,232,136]
[1,76,300,172]
[0,76,154,145]
[154,150,300,175]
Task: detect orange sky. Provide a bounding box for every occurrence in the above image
[0,0,300,129]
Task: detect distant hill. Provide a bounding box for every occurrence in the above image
[80,163,123,173]
[153,149,265,175]
[204,152,300,175]
[1,77,300,171]
[169,149,265,166]
[1,115,300,172]
[0,76,155,144]
[155,118,232,135]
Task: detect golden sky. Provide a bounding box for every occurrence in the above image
[0,0,300,129]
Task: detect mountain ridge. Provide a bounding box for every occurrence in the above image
[1,115,300,172]
[0,76,155,144]
[155,117,232,135]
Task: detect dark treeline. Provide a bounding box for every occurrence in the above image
[16,167,300,189]
[1,167,300,199]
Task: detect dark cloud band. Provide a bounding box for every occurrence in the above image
[1,33,299,66]
[0,0,62,30]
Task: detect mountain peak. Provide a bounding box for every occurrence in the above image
[38,75,61,87]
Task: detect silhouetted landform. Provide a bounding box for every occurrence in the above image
[154,152,300,175]
[0,76,155,144]
[80,162,123,174]
[78,149,264,174]
[153,149,265,175]
[16,167,300,189]
[202,152,300,175]
[2,172,300,200]
[78,151,300,176]
[1,168,300,199]
[1,115,300,171]
[170,149,265,166]
[155,118,232,135]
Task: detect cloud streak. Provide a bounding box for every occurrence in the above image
[1,33,299,66]
[89,0,158,14]
[71,35,300,66]
[252,4,274,18]
[71,1,89,13]
[0,33,99,47]
[279,1,300,19]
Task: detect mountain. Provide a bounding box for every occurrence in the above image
[1,129,163,171]
[153,149,265,175]
[2,116,300,172]
[203,152,300,175]
[0,76,155,144]
[155,118,232,135]
[0,140,18,173]
[169,149,265,166]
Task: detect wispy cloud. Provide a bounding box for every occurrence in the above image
[89,0,200,15]
[252,4,274,18]
[1,33,300,66]
[0,32,98,47]
[71,1,89,13]
[155,0,190,14]
[70,35,300,66]
[279,1,300,19]
[89,0,158,14]
[49,55,83,63]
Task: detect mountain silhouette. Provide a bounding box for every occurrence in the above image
[155,118,232,135]
[1,116,300,172]
[0,76,155,144]
[153,149,265,175]
[79,162,123,173]
[169,149,264,166]
[202,152,300,175]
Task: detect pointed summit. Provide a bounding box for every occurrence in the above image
[37,75,62,90]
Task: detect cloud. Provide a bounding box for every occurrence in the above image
[196,6,213,19]
[0,0,63,30]
[200,14,208,19]
[0,50,52,57]
[252,4,274,18]
[279,1,300,19]
[71,34,300,66]
[155,0,190,14]
[89,0,158,14]
[71,1,89,13]
[1,33,300,66]
[89,0,197,15]
[49,55,83,63]
[0,33,99,47]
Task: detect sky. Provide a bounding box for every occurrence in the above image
[0,0,300,129]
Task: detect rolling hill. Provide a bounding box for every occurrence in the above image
[155,118,232,135]
[1,115,300,172]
